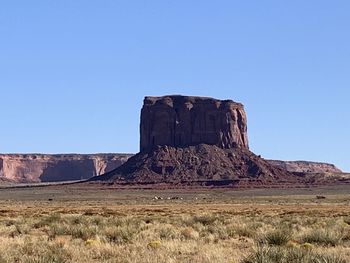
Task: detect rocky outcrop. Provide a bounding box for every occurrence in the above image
[267,160,342,174]
[0,154,132,183]
[140,96,248,151]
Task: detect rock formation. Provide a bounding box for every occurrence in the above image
[140,96,248,151]
[0,154,131,183]
[91,95,301,186]
[0,152,343,184]
[1,96,343,185]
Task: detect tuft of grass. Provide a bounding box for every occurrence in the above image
[47,224,69,240]
[301,242,314,250]
[191,214,217,226]
[301,229,342,246]
[22,243,70,263]
[34,213,61,228]
[343,217,350,225]
[241,245,346,263]
[103,226,137,244]
[180,227,199,240]
[69,225,97,241]
[260,230,291,246]
[235,226,256,238]
[159,225,178,240]
[147,240,161,249]
[341,228,350,241]
[9,224,24,238]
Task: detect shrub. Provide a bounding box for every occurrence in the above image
[23,243,70,263]
[85,239,96,246]
[207,224,231,240]
[8,223,31,238]
[235,226,256,238]
[301,242,314,250]
[192,214,217,226]
[286,241,299,248]
[48,224,69,240]
[70,225,97,241]
[261,230,291,246]
[343,217,350,225]
[341,228,350,241]
[159,225,178,240]
[103,226,136,244]
[180,227,199,240]
[301,229,342,246]
[241,246,346,263]
[34,213,61,228]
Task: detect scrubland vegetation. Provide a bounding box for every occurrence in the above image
[0,186,349,262]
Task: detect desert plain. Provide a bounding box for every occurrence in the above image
[0,184,349,263]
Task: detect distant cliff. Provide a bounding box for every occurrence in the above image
[267,160,342,174]
[0,154,132,183]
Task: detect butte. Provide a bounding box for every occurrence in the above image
[91,95,299,187]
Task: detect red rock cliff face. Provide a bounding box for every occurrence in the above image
[140,96,248,151]
[0,154,132,183]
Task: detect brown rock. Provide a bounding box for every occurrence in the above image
[140,95,248,151]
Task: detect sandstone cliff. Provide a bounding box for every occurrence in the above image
[0,154,132,183]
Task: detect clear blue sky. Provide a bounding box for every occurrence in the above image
[1,1,349,171]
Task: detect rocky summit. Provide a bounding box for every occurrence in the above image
[92,95,300,186]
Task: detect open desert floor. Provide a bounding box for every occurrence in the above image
[0,185,349,263]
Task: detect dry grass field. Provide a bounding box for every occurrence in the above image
[0,185,349,262]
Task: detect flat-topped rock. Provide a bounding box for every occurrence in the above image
[140,95,248,151]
